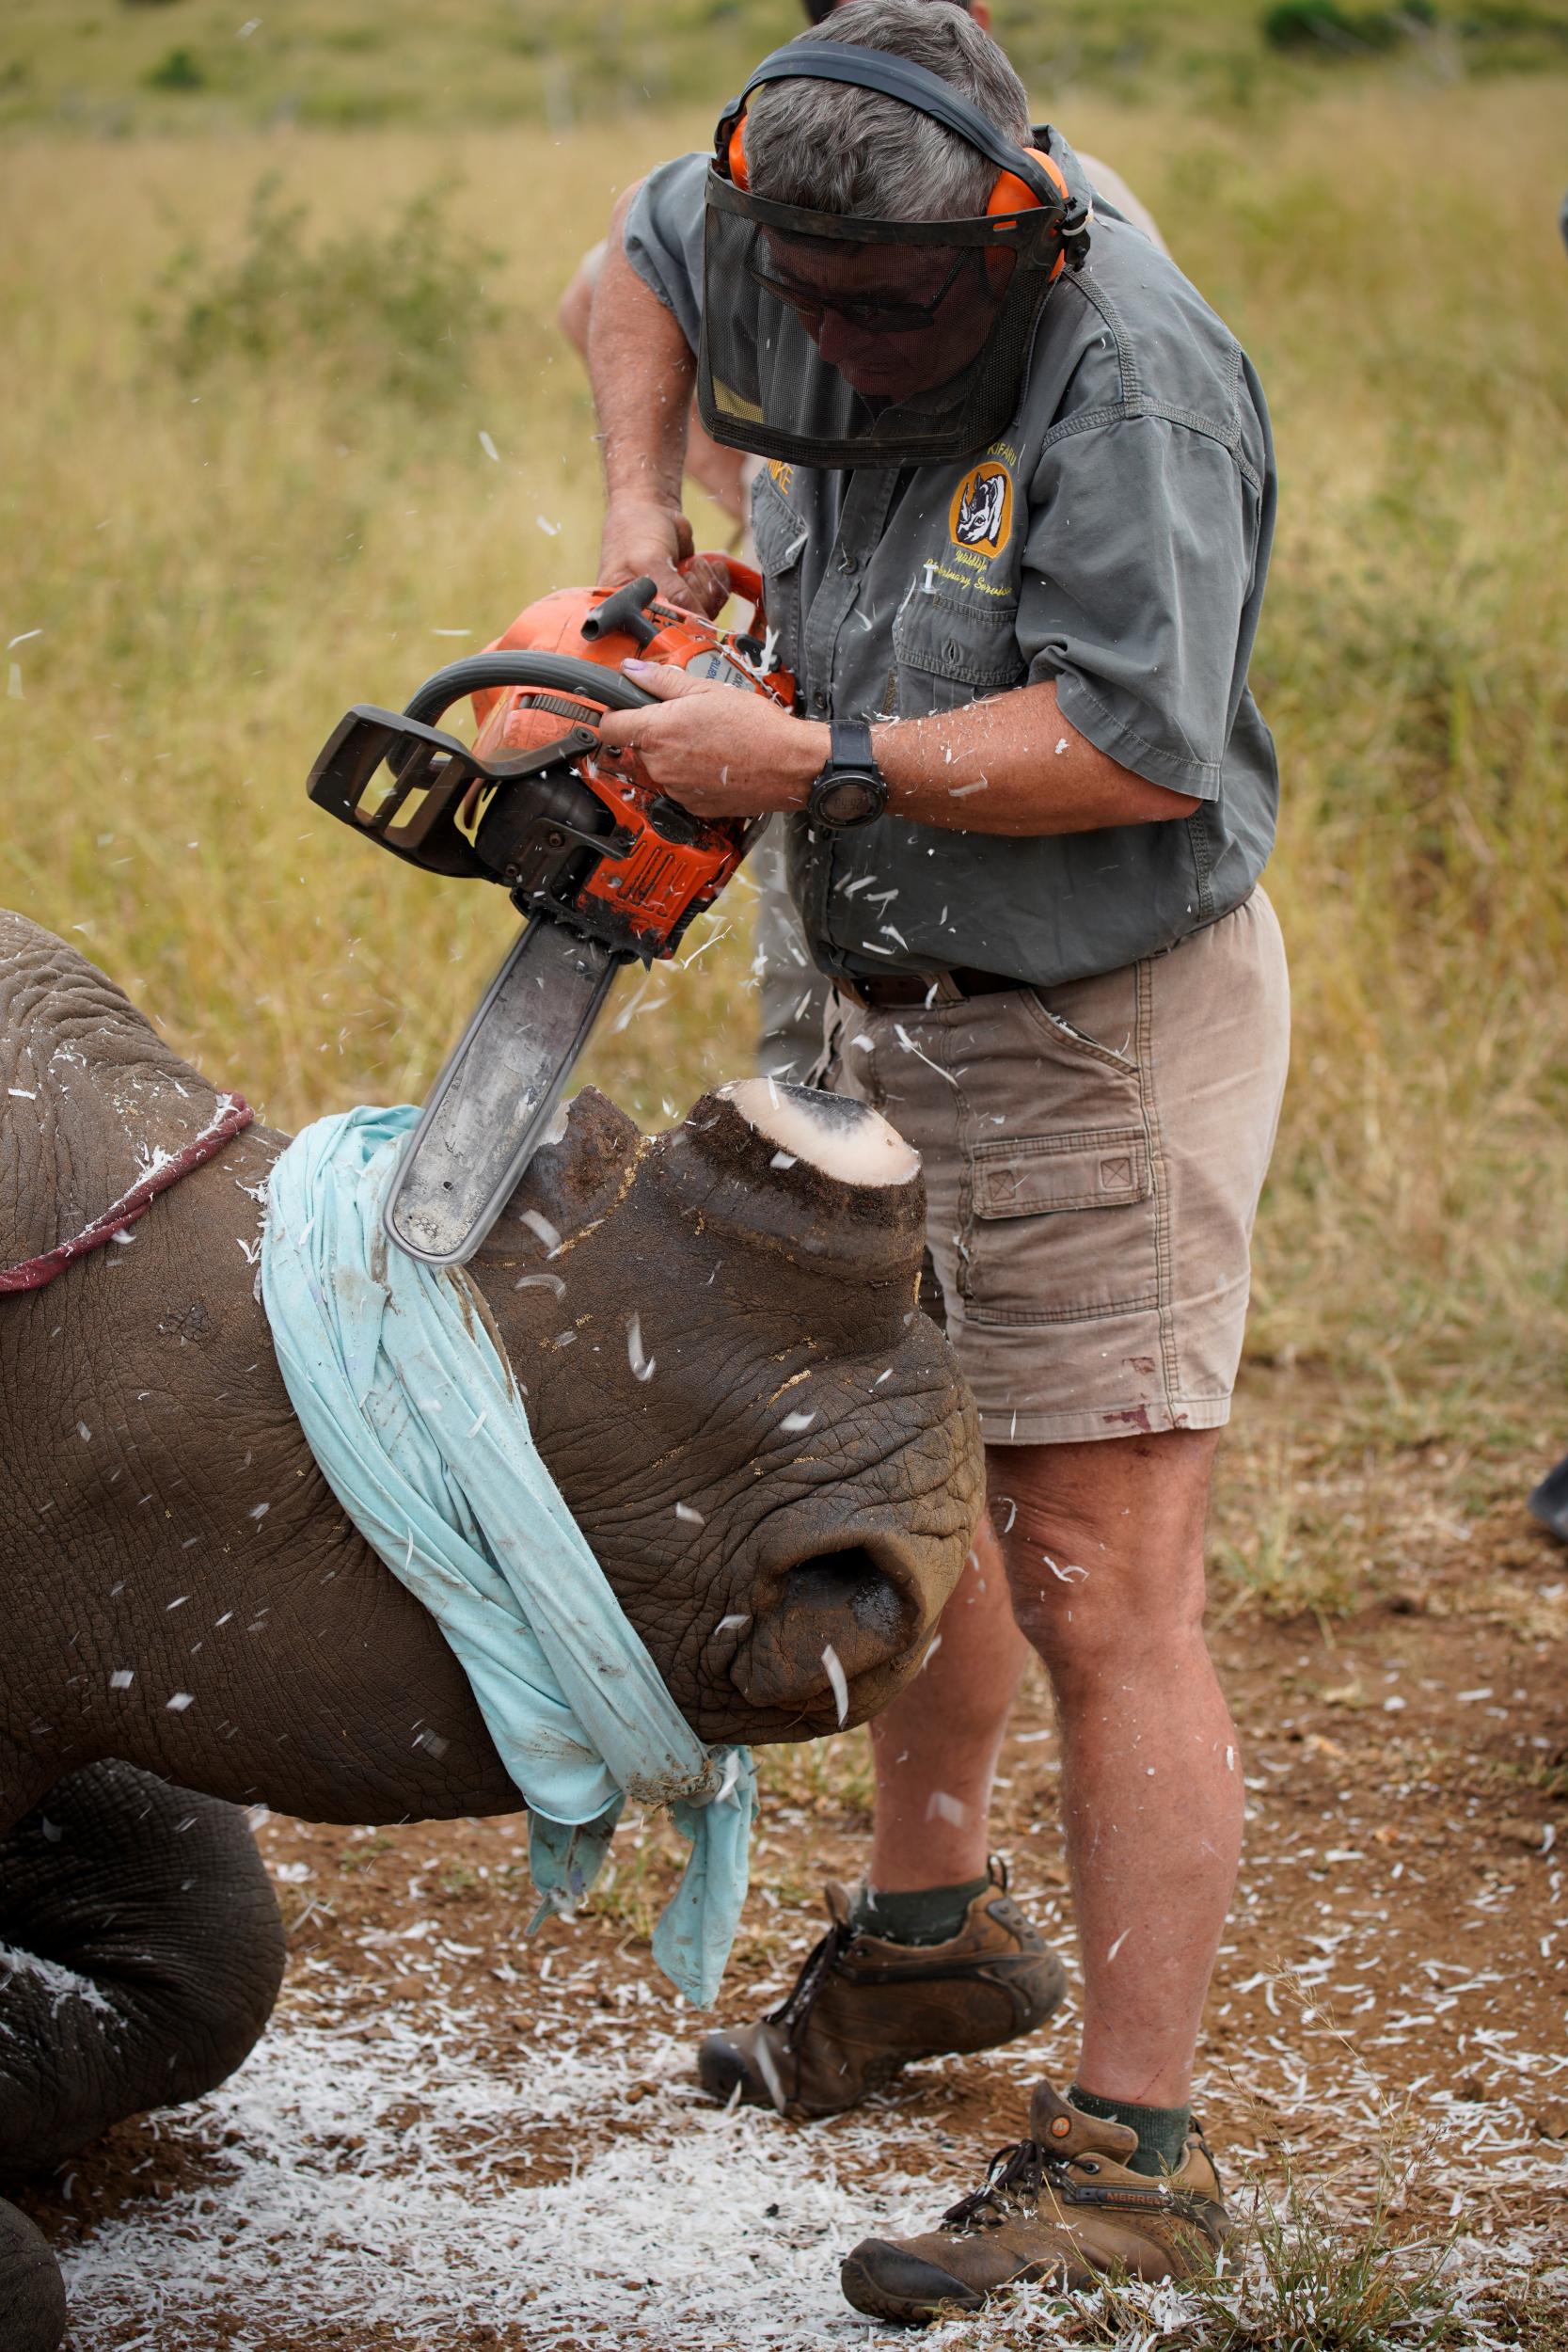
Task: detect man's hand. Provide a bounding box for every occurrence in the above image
[597,498,733,618]
[595,661,828,818]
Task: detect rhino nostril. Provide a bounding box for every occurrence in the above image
[784,1549,909,1655]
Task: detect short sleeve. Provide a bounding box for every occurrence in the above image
[623,151,709,356]
[1016,411,1270,799]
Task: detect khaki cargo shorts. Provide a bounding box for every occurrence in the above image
[820,890,1291,1448]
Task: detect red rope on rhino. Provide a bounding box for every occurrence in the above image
[0,1093,254,1295]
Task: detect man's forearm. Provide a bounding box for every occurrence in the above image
[599,668,1203,836]
[587,196,694,511]
[868,678,1199,836]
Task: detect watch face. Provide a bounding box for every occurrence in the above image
[814,771,884,828]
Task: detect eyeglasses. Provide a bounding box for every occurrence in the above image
[746,246,979,337]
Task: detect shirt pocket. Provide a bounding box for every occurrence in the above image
[961,1124,1160,1326]
[750,482,809,678]
[892,588,1025,716]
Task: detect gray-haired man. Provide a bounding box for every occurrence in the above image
[589,0,1289,2318]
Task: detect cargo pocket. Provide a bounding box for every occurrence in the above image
[892,589,1024,716]
[750,481,808,677]
[962,1125,1160,1326]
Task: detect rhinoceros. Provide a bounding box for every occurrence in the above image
[0,910,981,2348]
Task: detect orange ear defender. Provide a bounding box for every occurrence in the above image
[987,146,1069,218]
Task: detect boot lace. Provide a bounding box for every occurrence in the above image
[942,2137,1060,2230]
[763,1913,855,2051]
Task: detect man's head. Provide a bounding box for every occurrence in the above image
[736,2,1033,400]
[754,0,1029,222]
[699,0,1078,463]
[802,0,991,27]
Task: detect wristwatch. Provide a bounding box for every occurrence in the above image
[806,716,889,832]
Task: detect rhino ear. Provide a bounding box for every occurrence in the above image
[478,1087,643,1263]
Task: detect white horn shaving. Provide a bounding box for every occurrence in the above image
[721,1078,919,1188]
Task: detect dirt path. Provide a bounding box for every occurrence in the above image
[24,1376,1568,2347]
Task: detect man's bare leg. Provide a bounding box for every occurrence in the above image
[994,1427,1238,2106]
[864,1513,1030,1892]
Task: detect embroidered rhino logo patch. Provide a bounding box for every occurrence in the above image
[947,461,1013,558]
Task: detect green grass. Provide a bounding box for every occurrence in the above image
[1,61,1565,1454]
[0,0,1562,136]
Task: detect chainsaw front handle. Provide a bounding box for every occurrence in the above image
[401,651,656,733]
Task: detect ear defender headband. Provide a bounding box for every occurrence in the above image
[716,41,1090,274]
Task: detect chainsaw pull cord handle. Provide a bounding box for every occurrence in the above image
[580,576,662,647]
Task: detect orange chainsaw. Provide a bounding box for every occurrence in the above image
[308,559,793,1265]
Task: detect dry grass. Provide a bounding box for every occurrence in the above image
[1,72,1565,1462]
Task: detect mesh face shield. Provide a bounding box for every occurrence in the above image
[697,42,1090,472]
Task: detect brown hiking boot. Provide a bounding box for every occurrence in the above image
[841,2080,1233,2322]
[696,1863,1066,2121]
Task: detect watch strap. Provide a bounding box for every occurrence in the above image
[830,715,875,773]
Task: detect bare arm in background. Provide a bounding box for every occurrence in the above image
[587,189,732,614]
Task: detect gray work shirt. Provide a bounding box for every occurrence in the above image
[625,135,1279,987]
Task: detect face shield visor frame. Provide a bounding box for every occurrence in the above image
[696,42,1090,472]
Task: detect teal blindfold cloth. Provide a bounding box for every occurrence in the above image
[259,1103,755,2007]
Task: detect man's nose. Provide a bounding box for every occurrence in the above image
[814,310,871,373]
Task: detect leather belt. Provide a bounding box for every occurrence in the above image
[836,966,1030,1012]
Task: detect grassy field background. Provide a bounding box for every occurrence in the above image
[2,7,1567,1583]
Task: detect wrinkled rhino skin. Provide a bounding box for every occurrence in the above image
[0,909,981,2344]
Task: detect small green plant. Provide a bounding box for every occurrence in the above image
[1261,0,1436,53]
[145,44,204,90]
[338,1834,393,1874]
[149,173,502,408]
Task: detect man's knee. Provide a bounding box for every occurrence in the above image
[989,1432,1218,1676]
[1008,1549,1208,1685]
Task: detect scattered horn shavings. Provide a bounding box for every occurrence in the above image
[0,1943,115,2019]
[57,2003,944,2348]
[55,1986,1567,2352]
[626,1314,656,1382]
[821,1643,848,1727]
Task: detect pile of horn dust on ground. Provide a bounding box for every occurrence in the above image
[21,1368,1568,2349]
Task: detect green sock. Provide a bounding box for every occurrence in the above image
[1069,2086,1192,2179]
[850,1873,991,1947]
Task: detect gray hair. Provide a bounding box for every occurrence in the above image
[743,0,1032,223]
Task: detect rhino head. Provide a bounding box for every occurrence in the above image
[471,1077,981,1747]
